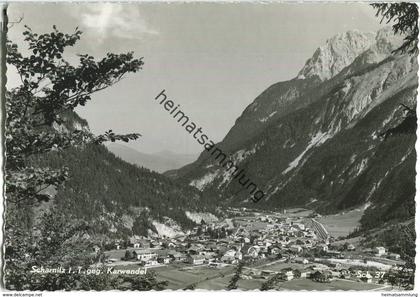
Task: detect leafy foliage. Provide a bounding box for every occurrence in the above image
[4,25,171,290]
[227,261,245,290]
[5,207,168,291]
[363,222,416,261]
[372,3,419,54]
[6,26,142,205]
[5,207,93,290]
[361,222,415,290]
[260,273,283,291]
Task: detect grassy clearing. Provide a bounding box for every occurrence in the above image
[262,262,306,272]
[156,269,203,289]
[196,275,232,290]
[317,208,364,238]
[155,265,234,289]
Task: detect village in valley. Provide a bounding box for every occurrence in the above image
[95,208,407,290]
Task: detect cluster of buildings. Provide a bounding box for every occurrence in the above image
[104,215,324,266]
[101,210,403,286]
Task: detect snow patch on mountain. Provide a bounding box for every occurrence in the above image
[361,202,372,211]
[355,158,369,176]
[218,168,235,189]
[259,111,277,122]
[283,131,332,174]
[232,146,258,164]
[190,171,219,190]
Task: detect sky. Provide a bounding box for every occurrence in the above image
[7,2,386,155]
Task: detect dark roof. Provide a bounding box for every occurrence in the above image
[133,249,156,255]
[189,255,205,260]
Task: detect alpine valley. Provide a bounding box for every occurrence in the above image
[167,27,417,234]
[6,3,419,291]
[32,28,417,245]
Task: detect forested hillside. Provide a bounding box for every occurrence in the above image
[26,111,215,238]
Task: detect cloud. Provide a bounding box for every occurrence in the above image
[74,3,158,42]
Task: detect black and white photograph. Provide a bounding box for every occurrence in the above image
[1,1,418,293]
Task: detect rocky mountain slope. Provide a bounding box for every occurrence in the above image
[169,28,417,231]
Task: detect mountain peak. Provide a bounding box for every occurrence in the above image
[297,30,376,81]
[374,27,405,54]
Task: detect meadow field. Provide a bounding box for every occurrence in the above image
[317,208,364,238]
[153,264,235,289]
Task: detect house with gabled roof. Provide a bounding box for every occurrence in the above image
[133,250,157,262]
[187,254,205,265]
